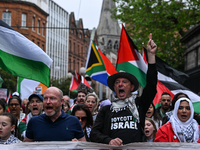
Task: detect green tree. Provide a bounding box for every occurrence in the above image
[49,77,77,99]
[112,0,200,70]
[0,68,17,93]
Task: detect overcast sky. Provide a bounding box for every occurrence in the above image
[53,0,103,30]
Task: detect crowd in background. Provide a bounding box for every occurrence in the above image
[0,88,199,144]
[0,34,199,145]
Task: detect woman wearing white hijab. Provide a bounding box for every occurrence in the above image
[154,97,200,142]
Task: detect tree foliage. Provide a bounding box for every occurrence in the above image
[50,77,77,99]
[0,68,17,93]
[112,0,200,70]
[0,68,77,99]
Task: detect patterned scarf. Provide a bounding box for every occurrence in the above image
[0,134,22,144]
[169,98,199,143]
[111,94,139,122]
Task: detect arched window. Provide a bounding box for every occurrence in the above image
[107,40,112,49]
[114,41,119,51]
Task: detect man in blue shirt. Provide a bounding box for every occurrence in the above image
[23,87,85,142]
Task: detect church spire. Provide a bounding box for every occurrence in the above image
[97,0,121,53]
[97,0,121,36]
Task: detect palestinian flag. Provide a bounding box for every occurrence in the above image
[0,19,52,86]
[156,56,200,113]
[69,75,79,92]
[85,40,116,86]
[143,47,200,113]
[81,76,91,88]
[116,25,147,87]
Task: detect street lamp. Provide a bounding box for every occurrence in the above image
[80,67,86,75]
[80,67,92,86]
[66,72,72,79]
[55,66,60,72]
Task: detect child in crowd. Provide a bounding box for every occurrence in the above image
[0,112,22,144]
[146,103,162,129]
[144,117,157,142]
[62,100,70,113]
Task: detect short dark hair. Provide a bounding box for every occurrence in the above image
[0,100,6,112]
[8,96,22,106]
[161,92,171,97]
[0,98,6,104]
[77,90,87,97]
[71,103,93,128]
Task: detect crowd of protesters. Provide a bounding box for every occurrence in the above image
[0,34,200,145]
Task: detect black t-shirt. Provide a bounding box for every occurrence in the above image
[109,109,143,144]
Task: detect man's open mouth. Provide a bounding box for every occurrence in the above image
[33,108,38,111]
[46,106,53,110]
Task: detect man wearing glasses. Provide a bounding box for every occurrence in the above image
[23,87,86,142]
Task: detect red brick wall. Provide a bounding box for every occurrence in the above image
[0,1,47,52]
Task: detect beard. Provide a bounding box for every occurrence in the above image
[162,105,170,111]
[45,106,60,117]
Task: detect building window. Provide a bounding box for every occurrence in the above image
[81,47,83,57]
[2,12,11,26]
[32,16,35,31]
[21,13,27,28]
[186,50,196,70]
[69,40,71,51]
[114,41,119,51]
[73,42,75,53]
[37,42,40,46]
[42,22,45,36]
[73,60,75,71]
[37,19,40,34]
[69,59,71,71]
[107,40,112,50]
[42,44,44,51]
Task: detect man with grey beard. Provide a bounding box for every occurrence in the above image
[24,87,86,142]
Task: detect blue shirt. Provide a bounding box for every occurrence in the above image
[147,139,153,142]
[26,110,84,141]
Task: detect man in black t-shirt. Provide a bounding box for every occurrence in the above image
[90,34,157,146]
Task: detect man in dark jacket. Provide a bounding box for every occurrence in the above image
[90,34,157,146]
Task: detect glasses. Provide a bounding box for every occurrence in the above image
[9,103,20,107]
[76,116,87,121]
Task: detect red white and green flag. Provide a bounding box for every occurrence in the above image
[143,47,200,113]
[69,75,79,92]
[116,25,147,87]
[117,25,200,113]
[0,19,52,86]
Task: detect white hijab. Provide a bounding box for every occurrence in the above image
[169,98,199,142]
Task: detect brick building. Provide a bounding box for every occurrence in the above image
[0,0,48,52]
[68,12,97,74]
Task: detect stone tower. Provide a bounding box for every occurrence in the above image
[96,0,121,100]
[97,0,121,54]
